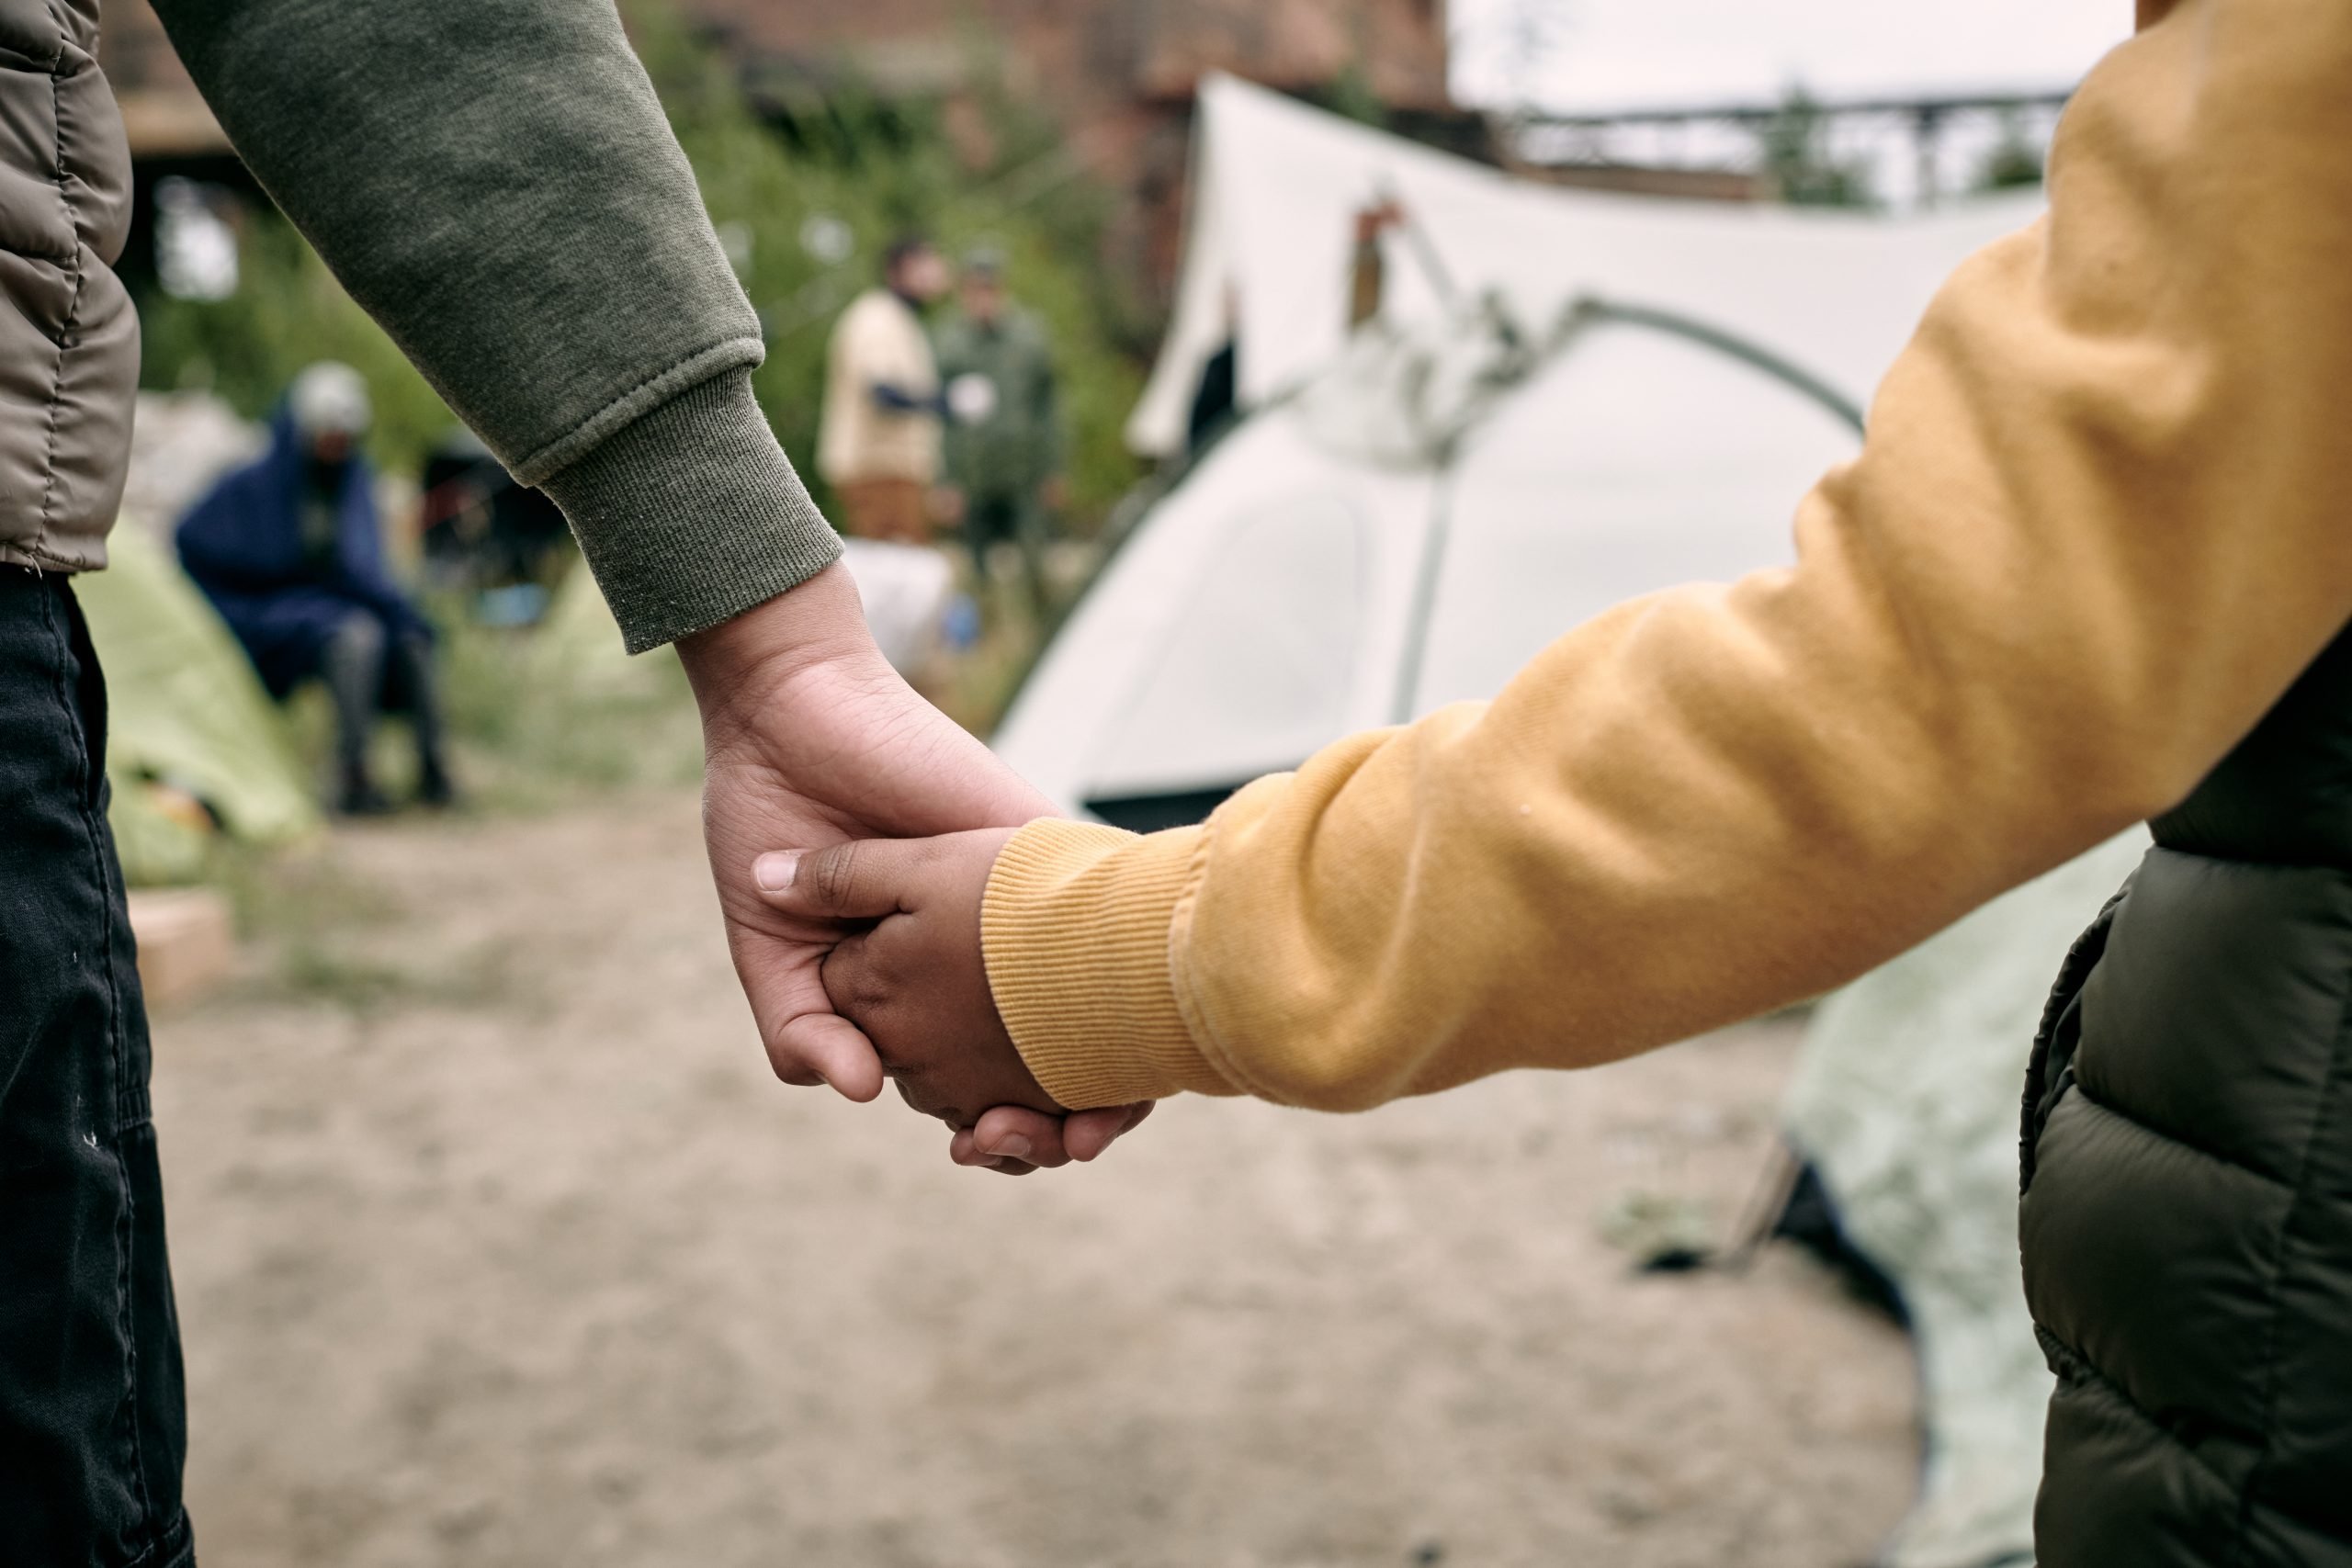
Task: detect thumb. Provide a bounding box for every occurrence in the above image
[752,840,930,921]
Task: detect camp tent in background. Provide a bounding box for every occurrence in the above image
[1126,74,2032,463]
[76,528,320,884]
[1000,73,2039,826]
[1000,76,2078,1568]
[83,394,317,884]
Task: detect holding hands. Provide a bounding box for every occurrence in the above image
[678,563,1148,1174]
[749,832,1126,1172]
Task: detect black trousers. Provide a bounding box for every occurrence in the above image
[0,567,192,1567]
[322,607,445,780]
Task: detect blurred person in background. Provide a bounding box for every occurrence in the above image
[176,363,453,815]
[0,8,1135,1565]
[933,244,1066,617]
[818,233,954,545]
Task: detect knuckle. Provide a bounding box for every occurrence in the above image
[824,940,899,1015]
[810,842,860,909]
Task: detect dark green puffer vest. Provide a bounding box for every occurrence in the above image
[2020,619,2352,1566]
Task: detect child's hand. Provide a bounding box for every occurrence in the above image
[752,830,1062,1140]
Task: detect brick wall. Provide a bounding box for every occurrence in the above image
[686,0,1452,293]
[684,0,1450,108]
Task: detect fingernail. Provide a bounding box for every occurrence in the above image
[754,852,800,892]
[987,1134,1035,1163]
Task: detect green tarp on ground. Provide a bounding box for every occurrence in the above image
[527,556,674,700]
[74,528,319,883]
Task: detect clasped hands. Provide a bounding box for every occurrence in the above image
[753,832,1064,1165]
[677,562,1148,1175]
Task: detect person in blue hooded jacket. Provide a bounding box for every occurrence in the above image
[177,362,453,815]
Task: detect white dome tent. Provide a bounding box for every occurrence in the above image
[996,73,2038,827]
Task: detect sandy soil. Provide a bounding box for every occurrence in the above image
[152,789,1917,1568]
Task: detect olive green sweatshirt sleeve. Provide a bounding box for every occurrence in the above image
[148,0,840,651]
[981,0,2352,1112]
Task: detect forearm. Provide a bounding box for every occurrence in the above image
[153,0,840,650]
[984,0,2352,1111]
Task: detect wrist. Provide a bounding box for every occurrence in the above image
[536,370,842,655]
[983,819,1220,1108]
[676,561,885,733]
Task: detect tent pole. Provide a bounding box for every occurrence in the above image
[1389,467,1461,725]
[1570,298,1869,435]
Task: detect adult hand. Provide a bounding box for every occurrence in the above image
[676,562,1148,1172]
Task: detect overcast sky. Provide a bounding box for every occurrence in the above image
[1450,0,2132,112]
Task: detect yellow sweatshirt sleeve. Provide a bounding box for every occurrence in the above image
[982,0,2352,1113]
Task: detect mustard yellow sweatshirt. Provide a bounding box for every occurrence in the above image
[981,0,2352,1113]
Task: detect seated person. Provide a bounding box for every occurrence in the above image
[177,362,453,815]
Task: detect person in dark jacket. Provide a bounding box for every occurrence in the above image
[934,246,1065,615]
[177,363,451,814]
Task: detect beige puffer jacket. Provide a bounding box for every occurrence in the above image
[0,0,135,573]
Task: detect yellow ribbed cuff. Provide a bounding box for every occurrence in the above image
[980,818,1228,1109]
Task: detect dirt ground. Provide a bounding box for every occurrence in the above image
[153,788,1918,1568]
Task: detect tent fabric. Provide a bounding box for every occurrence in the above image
[1003,82,2039,818]
[74,526,320,870]
[531,547,685,701]
[1002,308,1871,814]
[1784,831,2150,1568]
[1128,73,2039,458]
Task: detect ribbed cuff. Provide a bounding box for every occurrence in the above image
[538,370,843,653]
[981,818,1231,1109]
